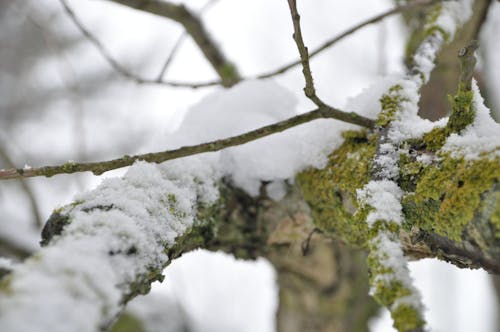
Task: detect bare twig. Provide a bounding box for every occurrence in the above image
[0,106,374,180]
[59,0,221,88]
[104,0,241,86]
[286,0,326,108]
[156,0,220,81]
[286,0,373,129]
[254,0,437,80]
[62,0,435,89]
[0,142,43,228]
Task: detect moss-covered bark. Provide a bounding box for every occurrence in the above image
[297,130,500,273]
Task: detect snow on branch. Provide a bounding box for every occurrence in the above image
[0,79,376,330]
[356,1,475,331]
[0,160,219,331]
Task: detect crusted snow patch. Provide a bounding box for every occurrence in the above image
[443,81,500,160]
[0,160,219,332]
[357,180,403,227]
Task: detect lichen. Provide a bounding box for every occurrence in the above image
[446,89,474,134]
[391,303,426,332]
[421,126,448,151]
[367,232,425,332]
[110,313,144,332]
[398,153,426,192]
[402,154,500,242]
[377,85,406,127]
[297,130,376,246]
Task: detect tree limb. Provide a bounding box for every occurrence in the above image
[104,0,241,86]
[156,0,220,81]
[59,0,227,88]
[0,106,374,180]
[63,0,437,89]
[286,0,326,108]
[255,0,438,80]
[0,141,43,228]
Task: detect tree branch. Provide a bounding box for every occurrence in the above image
[286,0,326,108]
[0,142,43,228]
[255,0,438,80]
[105,0,241,86]
[156,0,220,81]
[59,0,225,88]
[0,107,374,180]
[63,0,437,89]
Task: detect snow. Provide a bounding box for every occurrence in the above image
[265,180,287,201]
[344,74,400,117]
[160,79,367,196]
[413,34,444,84]
[443,80,500,160]
[357,180,403,227]
[0,160,219,332]
[0,257,14,271]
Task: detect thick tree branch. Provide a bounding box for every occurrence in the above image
[0,107,374,180]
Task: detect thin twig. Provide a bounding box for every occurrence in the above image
[0,142,43,228]
[286,0,373,129]
[59,0,221,88]
[156,32,188,81]
[106,0,241,86]
[256,0,437,80]
[0,106,374,180]
[62,0,435,89]
[156,0,220,81]
[286,0,326,108]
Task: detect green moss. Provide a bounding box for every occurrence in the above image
[421,126,448,151]
[219,63,240,86]
[110,313,144,332]
[402,155,500,242]
[367,236,425,332]
[0,275,12,294]
[297,130,376,246]
[123,268,165,304]
[447,90,475,134]
[377,85,406,127]
[398,153,426,192]
[391,304,425,332]
[492,191,500,239]
[61,161,77,173]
